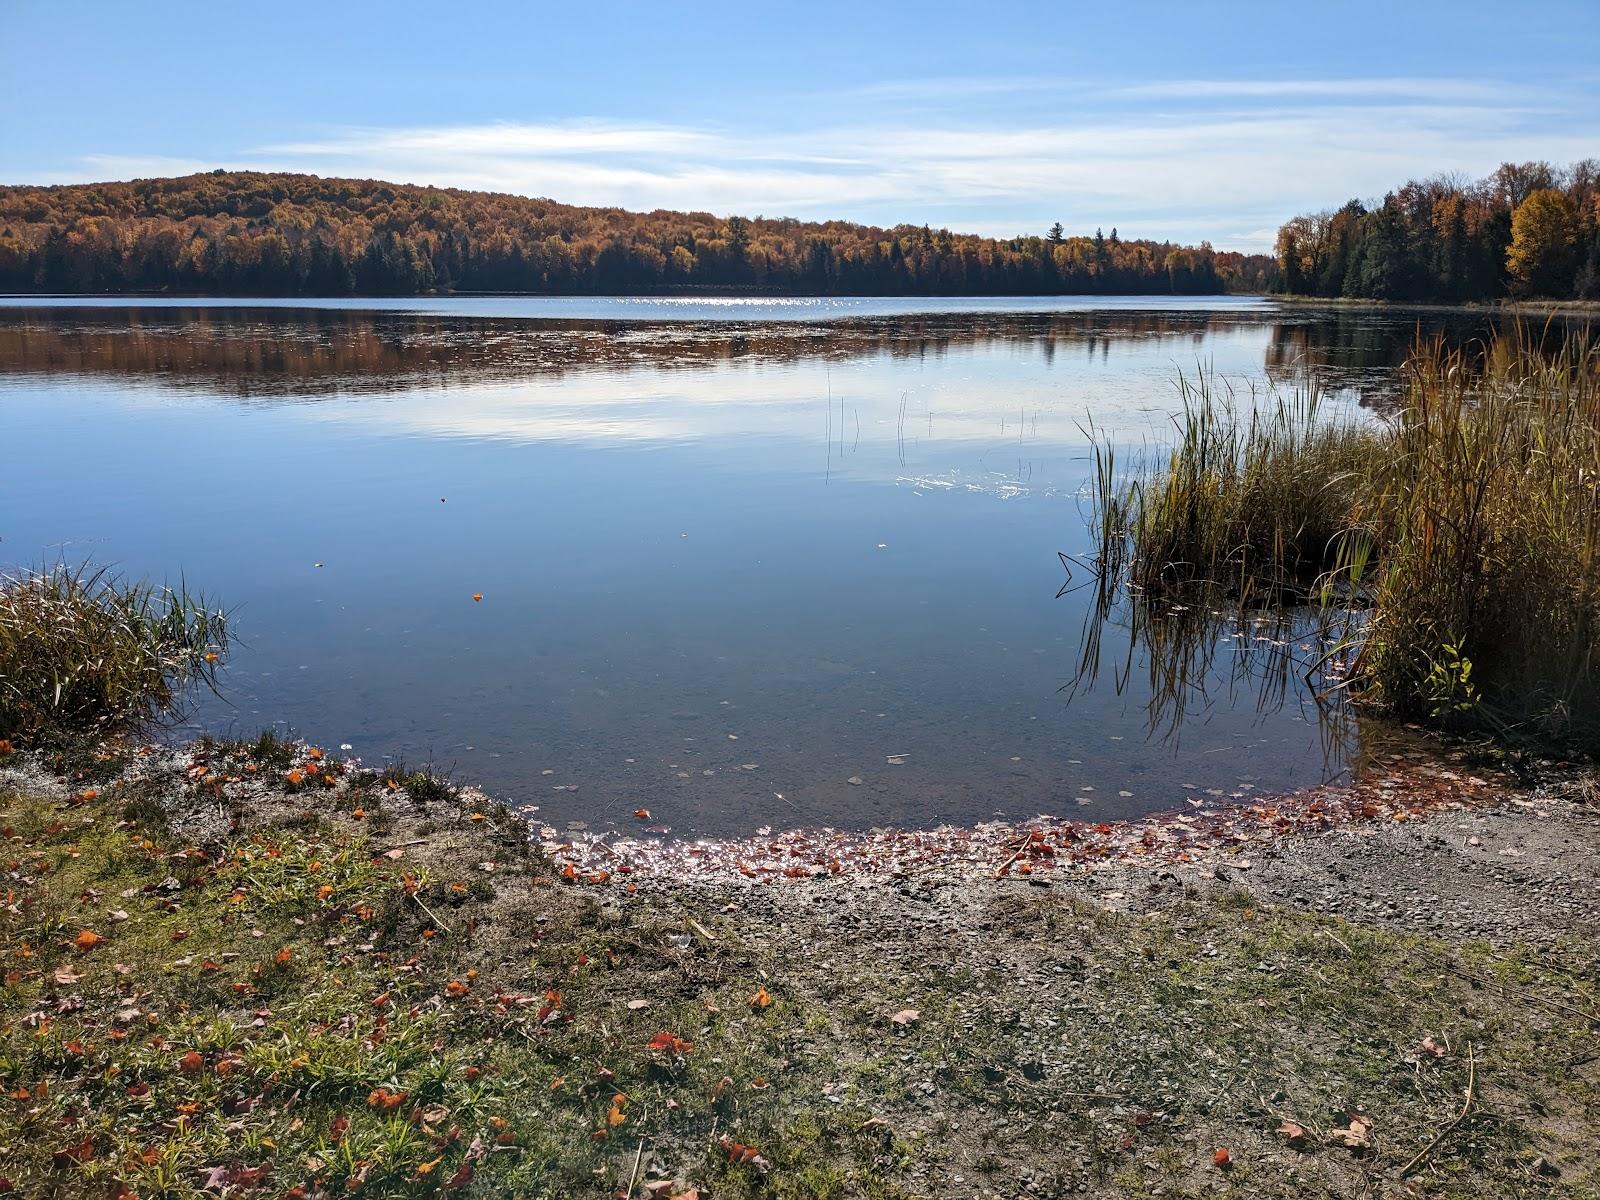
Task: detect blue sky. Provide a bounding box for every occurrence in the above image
[4,0,1597,251]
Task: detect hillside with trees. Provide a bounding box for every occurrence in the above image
[0,171,1275,297]
[1276,160,1600,303]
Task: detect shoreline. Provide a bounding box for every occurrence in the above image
[3,733,1597,1196]
[1274,294,1600,318]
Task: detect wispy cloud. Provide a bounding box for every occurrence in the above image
[45,78,1600,253]
[1112,77,1541,103]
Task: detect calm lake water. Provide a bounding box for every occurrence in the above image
[0,296,1514,835]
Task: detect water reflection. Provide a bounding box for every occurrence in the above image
[0,299,1555,835]
[0,305,1284,397]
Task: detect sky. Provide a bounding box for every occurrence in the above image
[4,0,1597,252]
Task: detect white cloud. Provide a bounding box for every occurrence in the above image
[41,81,1600,253]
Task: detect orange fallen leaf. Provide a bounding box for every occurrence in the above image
[177,1050,204,1075]
[718,1134,770,1170]
[646,1031,694,1055]
[634,808,651,820]
[1213,1147,1232,1169]
[73,930,103,951]
[750,986,773,1009]
[367,1087,408,1112]
[472,593,483,603]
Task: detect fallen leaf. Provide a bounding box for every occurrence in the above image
[367,1087,408,1112]
[53,964,82,986]
[1278,1120,1309,1147]
[50,1137,95,1169]
[718,1134,771,1172]
[646,1031,694,1055]
[1213,1147,1232,1169]
[72,930,103,952]
[889,1008,920,1026]
[1328,1114,1373,1150]
[750,986,773,1009]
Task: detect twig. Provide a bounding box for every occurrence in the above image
[1417,949,1600,1025]
[623,1137,645,1197]
[992,837,1031,879]
[687,918,716,943]
[1316,928,1354,955]
[406,889,452,935]
[374,837,430,851]
[1399,1042,1476,1177]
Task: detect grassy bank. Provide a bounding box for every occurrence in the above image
[0,565,226,746]
[2,738,1598,1197]
[1092,331,1600,750]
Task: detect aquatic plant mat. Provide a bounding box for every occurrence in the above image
[3,737,1598,1198]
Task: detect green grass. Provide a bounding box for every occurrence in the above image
[1,744,1597,1196]
[0,565,227,745]
[1090,330,1600,749]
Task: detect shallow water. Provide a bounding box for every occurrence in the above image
[0,297,1528,835]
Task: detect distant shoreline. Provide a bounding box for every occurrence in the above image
[1275,294,1600,318]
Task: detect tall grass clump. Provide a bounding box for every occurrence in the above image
[1092,329,1600,749]
[1360,333,1600,739]
[0,564,227,744]
[1094,375,1381,604]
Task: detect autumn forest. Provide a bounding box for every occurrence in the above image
[0,170,1273,299]
[1276,160,1600,302]
[0,171,1272,298]
[3,163,1598,302]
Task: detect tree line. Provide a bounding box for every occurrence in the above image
[0,171,1274,297]
[1276,160,1600,303]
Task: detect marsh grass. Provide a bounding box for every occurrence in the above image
[1090,330,1600,748]
[0,563,228,743]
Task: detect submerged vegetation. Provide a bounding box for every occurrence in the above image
[0,565,227,745]
[1090,330,1600,750]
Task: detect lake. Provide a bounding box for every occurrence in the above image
[0,296,1510,836]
